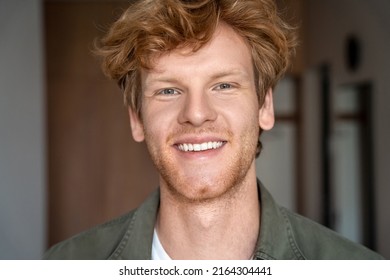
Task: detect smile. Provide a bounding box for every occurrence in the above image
[177,141,224,152]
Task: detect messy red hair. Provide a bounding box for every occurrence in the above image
[97,0,297,117]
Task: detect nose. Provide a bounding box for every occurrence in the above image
[178,91,217,127]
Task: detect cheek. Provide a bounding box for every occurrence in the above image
[222,99,259,128]
[142,105,176,140]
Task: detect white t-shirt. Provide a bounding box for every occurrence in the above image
[152,228,255,260]
[151,228,172,260]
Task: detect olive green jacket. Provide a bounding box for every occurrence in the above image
[44,183,383,260]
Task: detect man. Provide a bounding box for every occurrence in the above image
[45,0,383,259]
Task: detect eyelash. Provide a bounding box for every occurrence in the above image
[214,83,234,90]
[156,88,180,95]
[155,82,235,96]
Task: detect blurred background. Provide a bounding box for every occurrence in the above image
[0,0,389,259]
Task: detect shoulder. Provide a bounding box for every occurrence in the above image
[44,210,136,260]
[282,208,384,260]
[44,189,160,260]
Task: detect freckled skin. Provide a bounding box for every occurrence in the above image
[129,23,273,204]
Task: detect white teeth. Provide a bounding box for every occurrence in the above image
[178,141,224,152]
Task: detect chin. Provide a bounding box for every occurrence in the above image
[162,173,243,204]
[152,138,258,204]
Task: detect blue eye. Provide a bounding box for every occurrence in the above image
[219,83,232,89]
[158,88,178,95]
[214,83,233,90]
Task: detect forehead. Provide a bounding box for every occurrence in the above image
[142,23,254,82]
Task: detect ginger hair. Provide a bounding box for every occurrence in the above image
[96,0,297,156]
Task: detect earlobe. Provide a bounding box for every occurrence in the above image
[259,88,275,131]
[128,107,145,142]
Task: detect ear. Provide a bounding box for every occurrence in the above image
[128,107,145,142]
[259,88,275,131]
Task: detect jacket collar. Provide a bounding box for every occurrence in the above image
[254,181,305,259]
[109,189,160,259]
[111,180,304,260]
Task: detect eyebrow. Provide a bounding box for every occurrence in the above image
[149,69,248,82]
[208,69,249,80]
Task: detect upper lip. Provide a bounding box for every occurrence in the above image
[172,135,227,145]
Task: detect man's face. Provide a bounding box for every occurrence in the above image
[129,23,274,203]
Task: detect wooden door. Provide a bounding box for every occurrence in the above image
[45,1,158,247]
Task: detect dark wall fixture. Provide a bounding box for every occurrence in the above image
[345,35,362,72]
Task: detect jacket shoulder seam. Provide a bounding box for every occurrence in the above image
[109,209,138,259]
[281,207,306,260]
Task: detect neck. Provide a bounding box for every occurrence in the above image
[156,168,260,260]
